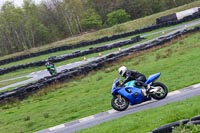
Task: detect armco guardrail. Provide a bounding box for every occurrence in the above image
[1,11,200,66]
[0,36,143,75]
[0,26,199,103]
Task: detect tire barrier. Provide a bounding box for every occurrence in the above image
[187,120,200,125]
[1,11,200,66]
[152,119,190,133]
[191,115,200,121]
[152,115,200,133]
[0,36,144,75]
[0,26,200,103]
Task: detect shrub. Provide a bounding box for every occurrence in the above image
[81,9,103,30]
[106,9,131,26]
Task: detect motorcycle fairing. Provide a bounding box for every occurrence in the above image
[114,86,145,105]
[145,73,160,84]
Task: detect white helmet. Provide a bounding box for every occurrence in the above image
[118,66,127,76]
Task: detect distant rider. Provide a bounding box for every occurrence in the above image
[118,66,147,89]
[45,60,57,75]
[45,60,54,68]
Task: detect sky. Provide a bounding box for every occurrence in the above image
[0,0,43,7]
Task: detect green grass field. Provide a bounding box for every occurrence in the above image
[0,30,200,133]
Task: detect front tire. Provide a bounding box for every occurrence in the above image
[150,82,168,100]
[111,95,129,111]
[49,70,54,76]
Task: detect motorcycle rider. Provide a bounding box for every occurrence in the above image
[118,66,148,95]
[45,60,54,68]
[45,60,57,75]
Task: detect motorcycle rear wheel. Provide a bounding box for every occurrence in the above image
[111,95,129,111]
[49,69,57,76]
[150,82,168,100]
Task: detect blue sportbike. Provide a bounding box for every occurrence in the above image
[111,73,168,111]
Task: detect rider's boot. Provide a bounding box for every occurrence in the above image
[142,84,152,97]
[141,88,147,96]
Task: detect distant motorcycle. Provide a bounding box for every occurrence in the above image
[111,73,168,111]
[45,63,57,76]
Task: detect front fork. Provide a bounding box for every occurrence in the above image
[116,94,122,102]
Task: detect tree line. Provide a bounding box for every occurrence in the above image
[0,0,196,55]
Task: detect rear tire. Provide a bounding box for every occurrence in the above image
[111,95,129,111]
[150,82,168,100]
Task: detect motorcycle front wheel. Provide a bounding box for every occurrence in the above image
[111,95,129,111]
[150,82,168,100]
[49,70,54,76]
